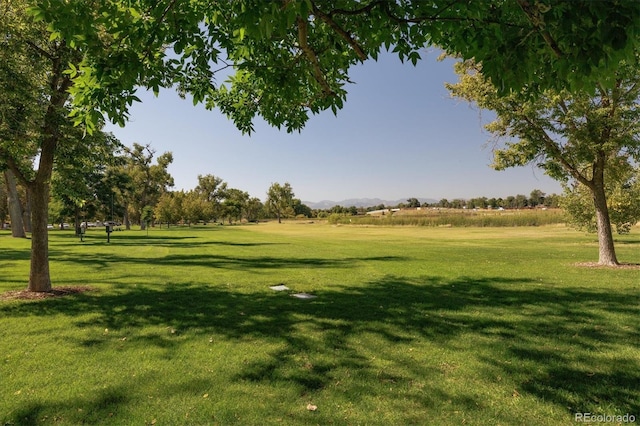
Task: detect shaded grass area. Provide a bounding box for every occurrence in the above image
[1,224,639,425]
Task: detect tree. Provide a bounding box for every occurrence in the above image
[99,162,133,225]
[529,189,546,208]
[447,59,640,265]
[0,0,83,291]
[34,1,640,134]
[543,194,561,209]
[50,130,123,233]
[245,197,264,223]
[292,198,312,218]
[195,174,228,223]
[141,205,154,235]
[406,198,421,208]
[515,195,529,209]
[266,182,295,223]
[223,188,249,224]
[0,174,8,228]
[3,170,26,238]
[181,190,207,226]
[154,192,175,228]
[122,143,174,229]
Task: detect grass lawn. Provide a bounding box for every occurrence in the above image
[1,223,639,425]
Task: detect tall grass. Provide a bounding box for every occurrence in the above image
[329,208,566,227]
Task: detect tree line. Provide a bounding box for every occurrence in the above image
[4,159,638,233]
[0,140,303,230]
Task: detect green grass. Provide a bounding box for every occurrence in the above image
[1,223,639,425]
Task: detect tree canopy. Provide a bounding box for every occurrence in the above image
[30,0,640,133]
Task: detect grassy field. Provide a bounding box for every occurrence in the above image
[1,223,639,425]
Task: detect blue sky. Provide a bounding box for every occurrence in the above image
[104,49,563,203]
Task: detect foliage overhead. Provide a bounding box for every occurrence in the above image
[29,0,640,134]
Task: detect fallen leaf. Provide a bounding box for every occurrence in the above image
[306,403,318,411]
[203,393,209,398]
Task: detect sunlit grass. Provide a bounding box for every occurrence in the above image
[1,223,639,425]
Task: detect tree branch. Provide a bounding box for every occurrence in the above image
[325,1,386,17]
[141,0,179,63]
[0,147,31,187]
[24,40,54,61]
[516,0,564,58]
[312,3,366,61]
[296,17,334,96]
[380,1,524,28]
[519,112,588,186]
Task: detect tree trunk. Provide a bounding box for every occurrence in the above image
[22,187,32,233]
[28,175,52,291]
[591,178,619,266]
[124,205,131,230]
[27,118,60,291]
[74,205,81,235]
[4,169,26,238]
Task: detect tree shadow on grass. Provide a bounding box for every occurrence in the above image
[50,226,284,247]
[0,248,31,262]
[2,275,638,423]
[10,386,131,426]
[8,376,217,426]
[48,247,408,271]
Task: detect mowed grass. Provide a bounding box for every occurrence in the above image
[1,223,639,425]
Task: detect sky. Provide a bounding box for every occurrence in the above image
[104,49,563,204]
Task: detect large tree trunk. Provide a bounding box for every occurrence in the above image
[27,132,58,292]
[4,169,26,238]
[28,176,52,291]
[22,187,32,233]
[590,175,619,266]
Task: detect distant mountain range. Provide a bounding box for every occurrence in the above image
[303,198,438,209]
